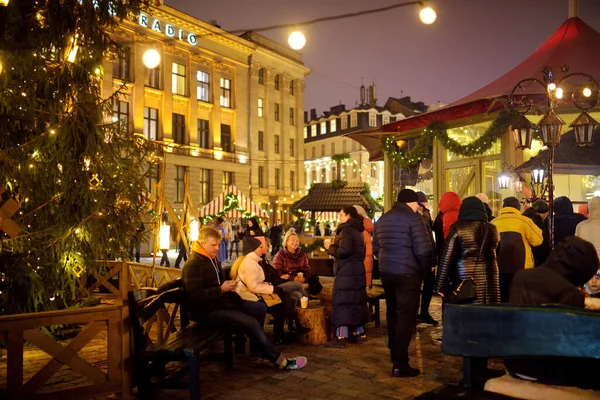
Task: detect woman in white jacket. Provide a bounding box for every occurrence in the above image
[576,197,600,295]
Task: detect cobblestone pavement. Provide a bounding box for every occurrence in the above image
[150,296,485,400]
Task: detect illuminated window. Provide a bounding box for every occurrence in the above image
[330,119,337,132]
[220,78,232,108]
[369,113,376,127]
[320,121,327,134]
[258,98,264,117]
[350,113,357,127]
[383,114,390,125]
[144,107,158,140]
[172,62,187,96]
[311,124,317,137]
[197,70,210,102]
[341,115,348,130]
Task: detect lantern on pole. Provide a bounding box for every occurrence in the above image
[570,111,599,147]
[511,115,536,149]
[531,167,545,186]
[538,110,565,147]
[498,171,511,190]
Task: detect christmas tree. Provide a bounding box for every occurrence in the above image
[0,0,154,314]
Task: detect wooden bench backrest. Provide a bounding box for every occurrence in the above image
[442,304,600,359]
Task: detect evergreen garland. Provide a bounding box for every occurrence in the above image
[300,238,324,253]
[331,152,350,162]
[382,110,515,169]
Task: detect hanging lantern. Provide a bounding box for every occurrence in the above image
[189,219,199,242]
[514,179,523,193]
[538,110,565,147]
[511,115,536,149]
[498,172,511,190]
[570,111,599,147]
[531,167,545,185]
[159,224,170,250]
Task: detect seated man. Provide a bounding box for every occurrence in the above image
[507,236,600,389]
[181,226,306,370]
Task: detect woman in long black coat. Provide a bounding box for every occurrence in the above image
[325,206,370,348]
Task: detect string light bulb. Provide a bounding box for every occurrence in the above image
[419,6,437,24]
[583,87,592,97]
[555,87,564,99]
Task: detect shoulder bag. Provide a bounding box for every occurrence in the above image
[239,279,282,307]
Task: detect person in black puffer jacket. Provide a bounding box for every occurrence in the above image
[554,196,586,247]
[373,189,435,378]
[325,206,370,348]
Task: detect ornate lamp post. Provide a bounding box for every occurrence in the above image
[507,66,600,249]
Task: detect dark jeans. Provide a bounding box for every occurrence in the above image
[237,301,268,355]
[160,250,170,267]
[229,241,239,259]
[420,269,435,316]
[499,273,514,303]
[202,308,282,365]
[175,248,188,269]
[129,244,141,263]
[381,272,422,367]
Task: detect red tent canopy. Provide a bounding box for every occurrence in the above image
[381,17,600,136]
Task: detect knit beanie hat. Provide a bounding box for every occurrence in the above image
[503,196,521,210]
[397,189,418,203]
[242,236,262,255]
[416,191,428,203]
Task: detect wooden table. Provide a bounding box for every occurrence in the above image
[295,304,328,345]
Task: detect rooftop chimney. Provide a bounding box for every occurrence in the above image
[310,108,317,121]
[360,85,366,106]
[569,0,578,18]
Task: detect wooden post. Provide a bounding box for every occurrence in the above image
[295,305,327,345]
[7,329,24,397]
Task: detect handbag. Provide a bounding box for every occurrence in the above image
[239,279,282,307]
[446,224,488,304]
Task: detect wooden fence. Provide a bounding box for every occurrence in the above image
[0,261,181,399]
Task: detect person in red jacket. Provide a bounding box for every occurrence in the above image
[438,192,461,239]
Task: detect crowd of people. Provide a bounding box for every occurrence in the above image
[172,189,600,383]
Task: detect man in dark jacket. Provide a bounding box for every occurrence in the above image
[554,196,586,247]
[373,189,435,378]
[181,226,306,370]
[269,220,283,256]
[522,199,550,266]
[416,191,438,326]
[507,236,600,388]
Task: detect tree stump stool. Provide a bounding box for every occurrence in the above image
[295,305,327,345]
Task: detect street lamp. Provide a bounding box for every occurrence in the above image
[531,167,545,186]
[142,48,161,69]
[498,171,511,190]
[571,111,599,146]
[511,115,536,149]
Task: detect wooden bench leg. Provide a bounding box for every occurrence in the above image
[188,355,200,400]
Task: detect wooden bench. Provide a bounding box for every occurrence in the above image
[366,284,385,328]
[442,304,600,396]
[128,287,234,399]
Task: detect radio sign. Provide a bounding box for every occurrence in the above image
[139,13,198,46]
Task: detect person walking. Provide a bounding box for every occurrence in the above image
[269,220,283,256]
[415,192,438,326]
[373,189,434,377]
[324,206,370,348]
[229,218,241,259]
[435,196,501,305]
[221,216,233,260]
[492,197,543,302]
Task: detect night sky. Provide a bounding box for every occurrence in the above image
[164,0,600,114]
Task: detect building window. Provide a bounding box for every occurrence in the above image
[321,144,325,156]
[147,163,160,193]
[350,113,358,127]
[197,70,210,102]
[331,142,335,154]
[258,68,265,85]
[258,131,264,151]
[290,171,295,191]
[198,119,210,149]
[258,166,264,188]
[275,168,281,189]
[274,103,280,121]
[222,171,233,191]
[341,115,348,130]
[112,100,129,126]
[289,138,295,156]
[320,121,327,134]
[274,74,280,90]
[221,124,232,152]
[172,62,187,96]
[143,107,158,140]
[113,45,130,81]
[199,169,211,204]
[311,124,317,137]
[289,80,295,95]
[303,127,308,139]
[383,114,390,125]
[175,166,186,203]
[371,164,377,178]
[172,113,185,144]
[274,135,280,154]
[369,113,376,127]
[258,98,264,117]
[311,147,316,158]
[145,66,160,89]
[289,107,295,126]
[220,77,231,108]
[342,139,347,153]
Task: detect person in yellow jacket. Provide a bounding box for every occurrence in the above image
[492,197,543,302]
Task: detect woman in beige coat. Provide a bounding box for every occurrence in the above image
[354,205,374,288]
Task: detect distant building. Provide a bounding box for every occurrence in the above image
[303,83,427,199]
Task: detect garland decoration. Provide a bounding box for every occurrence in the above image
[331,179,348,190]
[331,152,351,162]
[300,238,324,253]
[382,110,515,169]
[201,193,257,223]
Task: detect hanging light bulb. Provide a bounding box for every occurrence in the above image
[142,48,161,69]
[159,224,170,250]
[419,6,437,24]
[497,171,511,190]
[554,87,564,99]
[288,31,306,50]
[583,87,592,97]
[547,83,557,91]
[189,219,199,242]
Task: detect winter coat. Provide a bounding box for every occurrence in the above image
[373,202,435,277]
[362,217,374,287]
[432,212,445,260]
[435,221,501,305]
[418,205,438,269]
[269,225,283,245]
[244,218,263,237]
[554,196,586,246]
[438,192,461,239]
[272,247,311,281]
[522,208,550,266]
[236,252,275,302]
[509,236,599,307]
[492,207,543,273]
[181,250,242,320]
[576,197,600,260]
[327,217,369,328]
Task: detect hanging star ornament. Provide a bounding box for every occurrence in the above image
[0,188,22,238]
[89,173,103,190]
